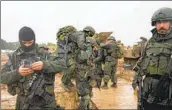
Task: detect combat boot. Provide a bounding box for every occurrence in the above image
[111,83,117,88]
[102,82,108,89]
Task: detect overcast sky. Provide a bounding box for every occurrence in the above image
[1,1,172,46]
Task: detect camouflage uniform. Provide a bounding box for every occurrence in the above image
[101,36,118,89]
[1,27,65,110]
[75,26,95,109]
[57,25,94,109]
[56,26,77,90]
[136,7,172,110]
[93,38,104,88]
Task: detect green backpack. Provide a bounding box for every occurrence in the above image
[116,44,124,59]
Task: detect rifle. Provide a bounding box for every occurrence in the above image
[57,36,68,68]
[133,64,144,110]
[22,73,52,109]
[64,36,68,68]
[137,73,144,110]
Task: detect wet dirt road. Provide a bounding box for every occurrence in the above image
[1,77,137,109]
[92,78,137,109]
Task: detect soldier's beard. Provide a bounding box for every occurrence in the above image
[157,27,171,35]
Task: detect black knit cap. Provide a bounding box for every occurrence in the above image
[19,26,35,41]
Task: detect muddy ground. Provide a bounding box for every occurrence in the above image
[1,54,137,109]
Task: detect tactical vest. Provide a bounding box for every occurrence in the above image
[142,41,172,76]
[76,41,92,65]
[7,47,55,96]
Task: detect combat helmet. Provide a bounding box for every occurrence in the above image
[83,26,95,37]
[151,7,172,26]
[56,25,76,40]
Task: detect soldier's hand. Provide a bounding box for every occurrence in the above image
[31,61,43,71]
[18,66,34,76]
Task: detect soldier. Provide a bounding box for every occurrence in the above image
[101,34,118,89]
[75,26,96,109]
[1,26,65,109]
[57,26,77,91]
[56,25,94,109]
[136,7,172,110]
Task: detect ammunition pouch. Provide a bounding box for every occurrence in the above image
[77,50,89,63]
[142,42,172,76]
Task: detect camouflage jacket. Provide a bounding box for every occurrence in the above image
[100,41,117,62]
[137,28,172,76]
[1,44,65,96]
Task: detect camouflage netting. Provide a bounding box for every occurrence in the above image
[56,25,76,40]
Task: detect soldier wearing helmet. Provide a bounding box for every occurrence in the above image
[134,7,172,110]
[99,32,118,89]
[72,26,96,109]
[83,26,95,37]
[56,25,89,94]
[57,25,94,109]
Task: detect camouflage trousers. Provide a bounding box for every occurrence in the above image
[103,60,118,84]
[94,63,103,87]
[61,57,76,86]
[75,64,92,110]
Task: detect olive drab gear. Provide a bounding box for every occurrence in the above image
[1,44,63,110]
[83,26,95,37]
[151,7,172,26]
[56,25,76,40]
[141,41,172,76]
[136,27,172,109]
[115,44,124,59]
[86,37,99,47]
[100,33,118,88]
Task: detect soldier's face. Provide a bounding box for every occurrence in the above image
[21,40,34,47]
[156,20,171,35]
